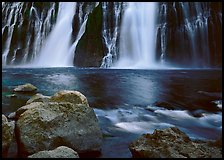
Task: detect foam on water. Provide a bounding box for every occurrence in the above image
[94,104,222,139]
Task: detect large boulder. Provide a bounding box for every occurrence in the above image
[13,83,37,92]
[50,90,89,106]
[26,93,50,104]
[28,146,79,158]
[129,127,222,158]
[2,114,15,156]
[16,101,103,157]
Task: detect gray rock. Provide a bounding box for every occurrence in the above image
[28,146,79,158]
[2,114,15,156]
[50,90,89,106]
[16,101,102,156]
[129,127,222,158]
[8,112,16,120]
[26,93,50,104]
[15,102,44,119]
[13,83,37,92]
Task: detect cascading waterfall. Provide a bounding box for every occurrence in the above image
[2,2,24,66]
[180,2,210,67]
[2,2,57,66]
[2,2,222,68]
[32,2,76,67]
[114,2,157,69]
[100,2,123,68]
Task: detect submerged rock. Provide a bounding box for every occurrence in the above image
[6,94,17,98]
[2,114,15,156]
[13,83,37,93]
[16,101,102,156]
[198,91,222,99]
[129,127,222,158]
[26,93,50,104]
[153,101,176,110]
[28,146,79,158]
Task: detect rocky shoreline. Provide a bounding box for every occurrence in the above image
[2,83,222,158]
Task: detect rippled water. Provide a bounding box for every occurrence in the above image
[2,68,222,158]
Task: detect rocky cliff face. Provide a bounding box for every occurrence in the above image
[155,2,222,67]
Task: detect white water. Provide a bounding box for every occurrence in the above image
[100,2,122,68]
[114,2,157,69]
[32,2,76,67]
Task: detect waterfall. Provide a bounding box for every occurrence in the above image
[2,2,57,66]
[100,2,123,68]
[32,2,76,67]
[180,2,210,67]
[114,2,157,69]
[2,2,222,68]
[2,2,24,66]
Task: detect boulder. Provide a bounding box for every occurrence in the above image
[26,93,50,104]
[28,146,79,158]
[50,90,89,106]
[16,101,102,157]
[13,83,37,92]
[129,127,222,158]
[2,114,15,156]
[15,102,44,120]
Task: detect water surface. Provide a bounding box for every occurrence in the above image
[2,68,222,158]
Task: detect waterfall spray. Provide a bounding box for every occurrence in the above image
[33,2,76,67]
[114,2,157,69]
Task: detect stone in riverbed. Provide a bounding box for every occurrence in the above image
[129,127,222,158]
[13,83,37,93]
[50,90,89,106]
[2,114,15,157]
[26,93,50,104]
[28,146,79,158]
[16,101,102,157]
[153,101,176,110]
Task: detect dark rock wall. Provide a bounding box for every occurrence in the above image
[156,2,222,67]
[74,3,104,67]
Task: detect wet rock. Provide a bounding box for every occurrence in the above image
[129,127,222,158]
[16,101,102,157]
[2,114,15,157]
[146,101,176,112]
[212,100,222,109]
[28,146,79,158]
[198,91,222,99]
[13,83,37,93]
[26,93,50,104]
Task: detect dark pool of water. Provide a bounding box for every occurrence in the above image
[2,68,222,158]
